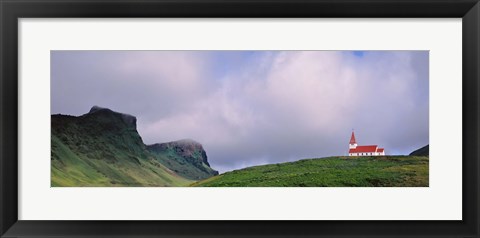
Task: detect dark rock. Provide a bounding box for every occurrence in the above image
[86,106,137,129]
[149,139,210,165]
[409,145,429,156]
[147,139,219,178]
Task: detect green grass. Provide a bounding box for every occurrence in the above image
[51,108,428,187]
[148,145,218,180]
[52,135,193,187]
[192,156,429,187]
[51,111,195,187]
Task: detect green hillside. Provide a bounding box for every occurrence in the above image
[51,106,217,187]
[147,140,218,180]
[192,156,429,187]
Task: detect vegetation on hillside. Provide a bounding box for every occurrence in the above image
[51,106,217,187]
[52,106,429,187]
[148,140,218,180]
[192,156,429,187]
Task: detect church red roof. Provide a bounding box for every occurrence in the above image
[377,148,384,152]
[349,145,378,153]
[349,131,356,144]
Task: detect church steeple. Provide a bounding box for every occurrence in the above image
[349,131,356,144]
[349,131,357,149]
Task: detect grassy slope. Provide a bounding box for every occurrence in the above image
[51,136,192,186]
[148,144,218,180]
[51,111,193,187]
[192,156,429,187]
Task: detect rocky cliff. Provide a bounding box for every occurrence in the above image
[51,106,218,186]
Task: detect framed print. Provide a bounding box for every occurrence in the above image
[1,0,479,237]
[48,50,429,188]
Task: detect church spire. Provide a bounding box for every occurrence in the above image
[349,131,356,144]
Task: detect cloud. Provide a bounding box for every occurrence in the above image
[52,51,429,173]
[51,51,212,123]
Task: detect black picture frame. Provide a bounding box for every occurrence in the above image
[1,0,479,237]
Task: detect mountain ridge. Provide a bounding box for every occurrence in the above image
[147,139,219,180]
[51,106,218,186]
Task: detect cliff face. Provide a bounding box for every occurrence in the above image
[88,106,137,129]
[149,139,211,165]
[51,106,218,186]
[148,139,219,180]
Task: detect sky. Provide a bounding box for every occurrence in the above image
[51,51,429,173]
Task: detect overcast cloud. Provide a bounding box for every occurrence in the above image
[51,51,429,173]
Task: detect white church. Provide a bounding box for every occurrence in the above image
[348,131,385,156]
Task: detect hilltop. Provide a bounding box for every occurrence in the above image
[192,155,429,187]
[51,106,218,187]
[409,145,429,156]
